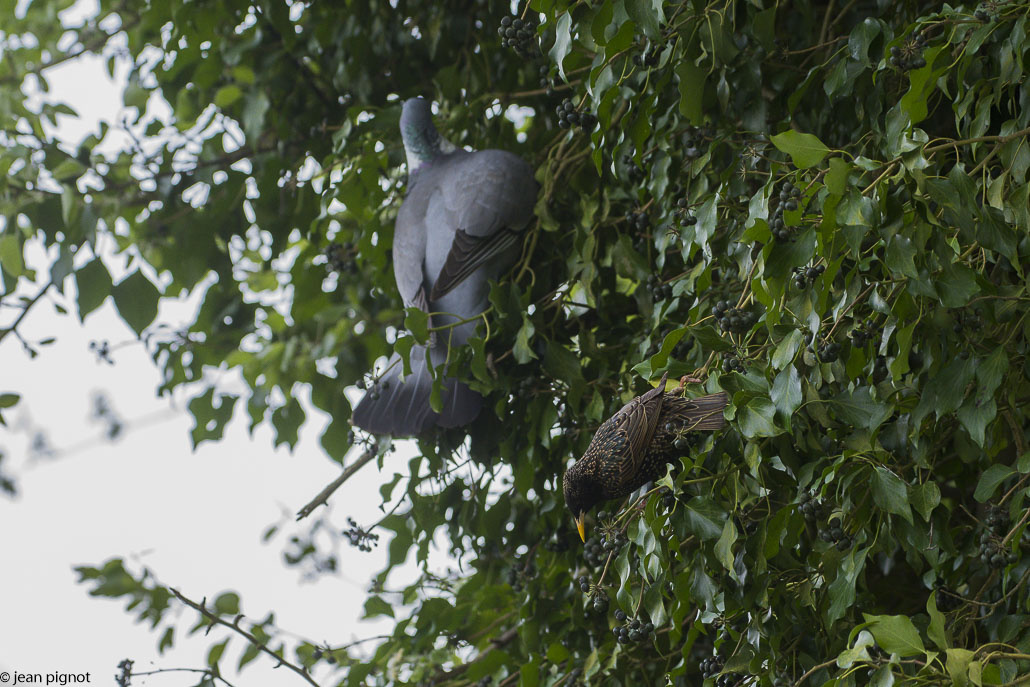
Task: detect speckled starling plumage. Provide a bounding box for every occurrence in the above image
[563,372,729,540]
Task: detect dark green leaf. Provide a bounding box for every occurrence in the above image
[111,270,160,336]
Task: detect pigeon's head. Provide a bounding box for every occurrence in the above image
[401,97,451,171]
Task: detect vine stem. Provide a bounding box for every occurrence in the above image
[0,278,54,346]
[130,667,237,687]
[169,588,321,687]
[922,126,1030,156]
[795,658,837,686]
[295,448,377,520]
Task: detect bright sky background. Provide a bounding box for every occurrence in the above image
[0,3,413,683]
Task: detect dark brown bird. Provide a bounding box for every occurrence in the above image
[563,372,729,541]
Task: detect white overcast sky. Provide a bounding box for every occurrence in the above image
[0,2,414,683]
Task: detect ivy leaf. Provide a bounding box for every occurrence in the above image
[848,18,881,64]
[831,386,891,431]
[772,330,803,369]
[363,596,395,619]
[771,366,802,419]
[862,613,926,657]
[886,235,918,279]
[625,0,662,38]
[737,396,782,437]
[714,518,737,571]
[75,258,113,321]
[0,234,24,277]
[684,498,724,540]
[910,481,941,521]
[111,270,160,336]
[404,307,429,344]
[927,593,948,650]
[837,630,875,668]
[871,467,913,523]
[946,648,974,687]
[549,12,573,79]
[976,348,1008,397]
[770,130,831,168]
[973,464,1014,503]
[513,314,537,364]
[825,157,851,196]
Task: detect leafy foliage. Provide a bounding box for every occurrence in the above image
[4,0,1030,685]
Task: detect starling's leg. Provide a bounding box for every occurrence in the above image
[674,375,704,394]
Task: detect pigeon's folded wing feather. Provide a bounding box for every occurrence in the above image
[428,150,537,300]
[393,184,431,312]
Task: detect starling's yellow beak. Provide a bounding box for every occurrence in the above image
[575,513,586,542]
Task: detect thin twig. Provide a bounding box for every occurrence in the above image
[131,667,237,687]
[0,279,54,346]
[169,588,320,687]
[796,658,837,686]
[922,126,1030,156]
[296,448,377,520]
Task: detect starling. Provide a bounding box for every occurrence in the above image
[563,372,729,541]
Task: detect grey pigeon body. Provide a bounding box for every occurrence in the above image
[352,98,537,436]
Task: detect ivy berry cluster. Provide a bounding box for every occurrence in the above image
[506,557,537,592]
[661,490,677,511]
[889,31,928,71]
[681,125,710,161]
[668,424,700,452]
[625,209,651,232]
[799,491,831,522]
[556,99,597,130]
[647,275,673,301]
[723,352,745,373]
[817,340,842,363]
[583,536,606,567]
[850,319,876,347]
[871,355,889,382]
[792,263,825,289]
[344,517,380,552]
[323,241,358,274]
[700,655,725,679]
[978,503,1018,569]
[674,196,698,227]
[770,181,802,241]
[612,609,654,644]
[818,516,854,551]
[498,16,537,56]
[631,42,660,68]
[713,300,757,334]
[537,65,553,95]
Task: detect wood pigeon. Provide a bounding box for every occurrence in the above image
[351,97,537,436]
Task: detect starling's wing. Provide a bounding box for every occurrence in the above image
[613,372,669,490]
[428,149,536,301]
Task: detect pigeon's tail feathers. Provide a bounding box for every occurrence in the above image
[351,346,482,436]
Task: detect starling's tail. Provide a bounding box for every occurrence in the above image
[351,344,482,436]
[678,391,729,431]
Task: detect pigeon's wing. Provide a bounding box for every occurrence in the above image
[613,372,669,490]
[429,149,536,301]
[393,182,431,312]
[430,226,523,301]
